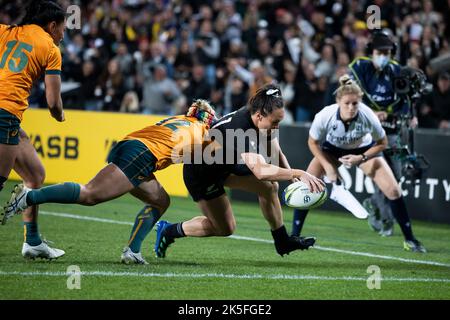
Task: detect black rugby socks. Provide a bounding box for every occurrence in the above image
[164,222,186,239]
[389,197,415,241]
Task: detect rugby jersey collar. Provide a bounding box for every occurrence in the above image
[336,108,359,131]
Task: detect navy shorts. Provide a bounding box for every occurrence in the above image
[0,109,20,145]
[107,139,157,187]
[321,141,382,160]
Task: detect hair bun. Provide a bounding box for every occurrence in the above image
[339,75,353,86]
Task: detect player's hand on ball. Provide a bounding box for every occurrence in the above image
[291,177,300,184]
[297,170,325,193]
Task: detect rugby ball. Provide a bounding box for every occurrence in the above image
[282,181,328,209]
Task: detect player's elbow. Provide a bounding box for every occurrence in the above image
[252,167,271,181]
[247,160,272,181]
[378,137,388,150]
[307,137,320,152]
[252,168,264,180]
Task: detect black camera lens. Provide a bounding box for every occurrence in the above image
[394,77,410,94]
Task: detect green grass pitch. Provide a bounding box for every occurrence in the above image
[1,180,449,300]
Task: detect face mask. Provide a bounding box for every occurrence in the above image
[373,54,389,69]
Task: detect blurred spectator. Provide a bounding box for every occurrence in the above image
[218,0,243,41]
[324,65,350,106]
[242,0,260,53]
[80,60,101,111]
[290,60,321,122]
[194,19,220,86]
[280,62,296,108]
[114,43,135,91]
[315,43,336,78]
[229,59,273,97]
[225,77,248,113]
[254,37,276,76]
[120,91,140,113]
[183,64,212,105]
[142,41,174,79]
[419,71,450,129]
[279,62,297,124]
[174,40,194,75]
[98,59,126,112]
[419,0,441,25]
[420,25,440,65]
[64,33,86,82]
[142,64,181,115]
[0,0,447,124]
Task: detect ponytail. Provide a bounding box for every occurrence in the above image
[186,99,216,127]
[335,75,363,101]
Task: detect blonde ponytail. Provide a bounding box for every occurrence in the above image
[335,75,363,101]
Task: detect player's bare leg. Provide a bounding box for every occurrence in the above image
[154,194,235,258]
[77,163,135,205]
[13,130,45,223]
[122,177,170,264]
[224,174,315,256]
[0,142,16,194]
[3,163,135,223]
[184,195,236,236]
[9,129,64,259]
[224,174,282,229]
[0,142,18,225]
[360,157,400,200]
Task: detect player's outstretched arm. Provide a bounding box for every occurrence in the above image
[44,74,65,122]
[242,152,296,181]
[241,153,324,192]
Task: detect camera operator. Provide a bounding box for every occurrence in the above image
[349,31,414,237]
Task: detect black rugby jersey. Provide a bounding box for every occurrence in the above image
[207,106,274,176]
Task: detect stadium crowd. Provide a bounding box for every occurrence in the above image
[0,0,449,128]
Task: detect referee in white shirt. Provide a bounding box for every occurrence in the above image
[291,75,426,253]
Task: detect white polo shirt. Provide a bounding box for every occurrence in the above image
[309,103,386,150]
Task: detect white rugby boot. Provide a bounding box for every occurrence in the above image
[120,247,149,265]
[22,241,65,260]
[1,183,31,225]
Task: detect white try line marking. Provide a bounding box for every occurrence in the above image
[39,211,450,268]
[1,270,450,283]
[229,235,450,268]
